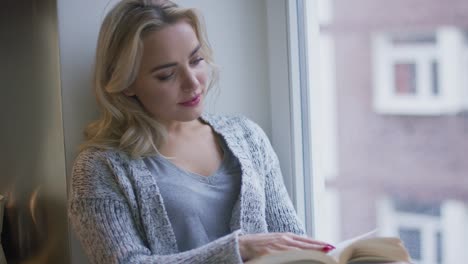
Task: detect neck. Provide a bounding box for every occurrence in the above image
[158,117,209,157]
[159,118,203,136]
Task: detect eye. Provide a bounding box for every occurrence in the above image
[156,72,174,81]
[190,57,204,66]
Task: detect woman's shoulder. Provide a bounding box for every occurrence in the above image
[72,147,133,182]
[71,147,131,199]
[74,147,125,167]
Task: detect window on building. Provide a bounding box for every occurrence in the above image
[372,28,468,115]
[394,62,417,95]
[399,228,422,261]
[377,198,444,264]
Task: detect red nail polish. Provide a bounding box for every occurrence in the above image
[322,245,335,252]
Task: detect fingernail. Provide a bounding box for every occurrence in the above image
[322,244,335,252]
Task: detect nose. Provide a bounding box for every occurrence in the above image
[181,68,200,92]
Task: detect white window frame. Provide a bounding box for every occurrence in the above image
[464,42,468,108]
[266,0,338,238]
[396,213,442,264]
[266,0,321,236]
[304,0,341,243]
[373,27,467,115]
[378,199,468,264]
[266,0,307,229]
[377,198,442,264]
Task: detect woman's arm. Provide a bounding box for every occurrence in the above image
[263,155,306,235]
[232,118,333,262]
[243,118,306,235]
[69,198,242,264]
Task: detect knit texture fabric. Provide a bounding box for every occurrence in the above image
[69,114,306,264]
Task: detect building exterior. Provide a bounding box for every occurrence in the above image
[319,1,468,263]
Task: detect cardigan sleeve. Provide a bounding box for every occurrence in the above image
[68,150,243,264]
[264,159,306,235]
[243,118,306,235]
[69,198,242,264]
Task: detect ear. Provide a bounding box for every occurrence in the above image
[123,86,136,97]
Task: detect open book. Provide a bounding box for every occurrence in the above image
[245,230,412,264]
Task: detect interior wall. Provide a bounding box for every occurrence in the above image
[178,0,272,135]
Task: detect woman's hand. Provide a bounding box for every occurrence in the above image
[238,232,335,261]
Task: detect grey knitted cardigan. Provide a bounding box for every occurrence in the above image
[69,114,305,264]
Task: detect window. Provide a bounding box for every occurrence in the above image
[399,228,422,261]
[436,232,443,264]
[464,31,468,109]
[377,198,444,264]
[394,62,417,95]
[372,28,468,115]
[376,198,468,264]
[296,1,468,264]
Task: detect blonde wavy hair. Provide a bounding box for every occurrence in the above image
[81,0,218,158]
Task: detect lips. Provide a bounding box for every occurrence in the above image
[179,94,201,107]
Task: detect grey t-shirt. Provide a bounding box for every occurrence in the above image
[143,137,242,252]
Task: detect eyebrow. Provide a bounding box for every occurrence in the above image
[149,44,202,73]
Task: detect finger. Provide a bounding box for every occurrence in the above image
[286,239,328,251]
[290,234,330,246]
[275,244,302,251]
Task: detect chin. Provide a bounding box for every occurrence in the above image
[154,103,204,123]
[179,107,204,122]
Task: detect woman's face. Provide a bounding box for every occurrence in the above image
[125,21,209,125]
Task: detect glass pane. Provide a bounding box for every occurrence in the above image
[399,228,422,260]
[436,232,443,264]
[394,63,417,95]
[394,199,440,216]
[432,61,439,96]
[392,32,437,46]
[309,1,468,264]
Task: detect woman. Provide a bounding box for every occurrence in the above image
[68,0,334,263]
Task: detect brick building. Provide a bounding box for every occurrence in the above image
[318,1,468,263]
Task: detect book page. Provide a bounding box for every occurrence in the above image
[245,230,411,264]
[245,230,378,264]
[328,229,378,263]
[327,230,411,264]
[343,237,411,263]
[245,249,338,264]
